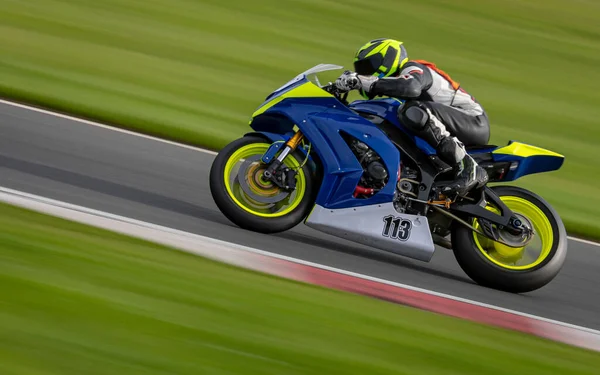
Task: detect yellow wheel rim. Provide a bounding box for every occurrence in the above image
[223,143,307,218]
[472,196,554,270]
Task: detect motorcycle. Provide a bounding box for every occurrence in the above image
[209,64,568,293]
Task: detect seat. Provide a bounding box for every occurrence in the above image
[465,144,497,152]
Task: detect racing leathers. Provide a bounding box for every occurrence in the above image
[336,60,490,197]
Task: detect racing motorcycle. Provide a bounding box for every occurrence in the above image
[209,64,568,293]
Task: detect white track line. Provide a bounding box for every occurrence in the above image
[0,99,217,155]
[1,98,598,248]
[1,185,599,336]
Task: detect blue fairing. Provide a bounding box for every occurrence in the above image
[497,154,564,181]
[251,97,401,209]
[348,98,438,155]
[249,80,563,209]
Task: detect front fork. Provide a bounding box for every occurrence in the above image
[262,131,304,189]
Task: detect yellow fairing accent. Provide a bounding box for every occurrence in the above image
[473,196,554,270]
[252,82,332,118]
[492,142,564,158]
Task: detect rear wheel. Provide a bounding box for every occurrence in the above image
[209,135,318,233]
[451,186,568,293]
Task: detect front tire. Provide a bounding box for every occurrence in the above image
[209,135,318,234]
[451,186,568,293]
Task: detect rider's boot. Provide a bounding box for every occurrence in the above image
[441,151,489,197]
[418,107,488,197]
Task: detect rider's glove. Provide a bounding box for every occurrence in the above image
[335,70,378,93]
[335,70,360,91]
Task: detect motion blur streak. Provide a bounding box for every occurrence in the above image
[1,186,599,353]
[2,100,599,330]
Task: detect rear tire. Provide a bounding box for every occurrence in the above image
[451,186,568,293]
[209,135,318,234]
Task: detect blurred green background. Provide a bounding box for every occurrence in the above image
[2,202,600,374]
[1,0,599,239]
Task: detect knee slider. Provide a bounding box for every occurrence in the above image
[401,106,429,131]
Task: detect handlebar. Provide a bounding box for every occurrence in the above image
[322,82,350,105]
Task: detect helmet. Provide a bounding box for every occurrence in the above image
[353,38,408,78]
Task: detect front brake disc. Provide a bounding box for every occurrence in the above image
[237,155,290,204]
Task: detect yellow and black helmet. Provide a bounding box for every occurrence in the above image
[353,38,408,78]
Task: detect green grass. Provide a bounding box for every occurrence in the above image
[0,202,599,374]
[1,0,600,239]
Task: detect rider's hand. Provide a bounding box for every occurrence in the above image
[335,70,378,94]
[335,70,360,91]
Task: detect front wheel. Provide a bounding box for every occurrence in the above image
[451,186,568,293]
[209,135,318,234]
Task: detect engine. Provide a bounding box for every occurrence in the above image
[349,138,389,198]
[348,137,422,208]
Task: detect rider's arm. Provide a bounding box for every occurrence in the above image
[368,63,433,99]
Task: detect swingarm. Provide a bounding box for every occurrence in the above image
[424,186,534,248]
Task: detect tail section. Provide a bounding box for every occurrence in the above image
[468,141,565,182]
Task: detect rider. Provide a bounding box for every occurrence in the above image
[335,38,490,197]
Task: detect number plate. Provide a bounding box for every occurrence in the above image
[382,215,412,241]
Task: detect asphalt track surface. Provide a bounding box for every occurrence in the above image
[1,101,599,330]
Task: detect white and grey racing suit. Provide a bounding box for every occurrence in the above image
[363,60,491,167]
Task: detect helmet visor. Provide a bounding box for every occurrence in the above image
[354,55,383,76]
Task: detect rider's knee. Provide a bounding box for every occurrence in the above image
[399,103,428,132]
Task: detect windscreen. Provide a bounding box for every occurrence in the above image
[273,64,344,93]
[303,64,344,87]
